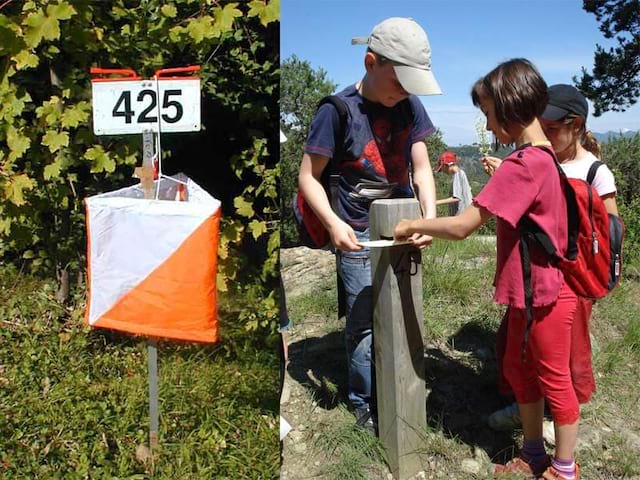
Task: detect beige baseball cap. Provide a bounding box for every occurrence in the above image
[352,17,442,96]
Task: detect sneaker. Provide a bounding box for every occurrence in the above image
[541,463,580,480]
[493,455,551,478]
[354,406,376,435]
[488,402,522,431]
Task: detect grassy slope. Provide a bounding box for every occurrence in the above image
[285,237,640,479]
[0,267,279,479]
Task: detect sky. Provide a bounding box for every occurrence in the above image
[281,0,640,146]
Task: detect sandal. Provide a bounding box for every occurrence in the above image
[540,463,580,480]
[493,455,551,478]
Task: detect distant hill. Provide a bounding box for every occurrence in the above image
[593,129,639,143]
[446,131,639,194]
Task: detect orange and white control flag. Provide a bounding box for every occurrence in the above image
[85,174,221,343]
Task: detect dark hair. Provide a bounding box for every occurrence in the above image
[558,114,602,159]
[471,58,548,130]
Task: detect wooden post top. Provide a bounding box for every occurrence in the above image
[370,198,421,240]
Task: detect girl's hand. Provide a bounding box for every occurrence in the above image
[409,232,432,249]
[482,156,502,176]
[394,219,416,242]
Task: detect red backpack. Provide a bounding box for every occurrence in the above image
[518,146,625,355]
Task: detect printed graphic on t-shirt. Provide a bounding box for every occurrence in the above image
[305,85,434,230]
[356,116,411,186]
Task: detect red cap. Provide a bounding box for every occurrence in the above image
[435,151,457,172]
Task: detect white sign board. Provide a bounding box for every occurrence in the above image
[92,79,201,135]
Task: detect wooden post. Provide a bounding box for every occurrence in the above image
[370,198,426,480]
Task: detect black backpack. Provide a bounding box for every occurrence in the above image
[292,95,349,249]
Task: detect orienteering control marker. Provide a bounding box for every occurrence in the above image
[90,65,203,453]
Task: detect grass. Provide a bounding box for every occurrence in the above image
[284,234,640,479]
[0,265,279,479]
[313,409,387,480]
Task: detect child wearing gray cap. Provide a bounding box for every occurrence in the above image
[297,17,441,433]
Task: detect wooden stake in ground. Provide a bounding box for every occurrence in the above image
[370,198,426,480]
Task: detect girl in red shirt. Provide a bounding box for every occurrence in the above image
[395,59,581,480]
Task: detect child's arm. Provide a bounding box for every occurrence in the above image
[394,204,493,241]
[436,197,459,205]
[408,141,437,248]
[411,141,437,220]
[298,152,362,251]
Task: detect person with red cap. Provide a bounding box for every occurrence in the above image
[297,16,441,433]
[435,150,473,216]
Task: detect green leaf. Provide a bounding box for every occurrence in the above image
[4,173,35,206]
[43,153,65,180]
[61,102,90,128]
[247,0,280,26]
[186,16,213,43]
[267,230,279,255]
[161,4,178,18]
[6,126,31,162]
[23,10,59,48]
[0,215,11,235]
[0,16,24,56]
[248,219,266,240]
[168,25,183,42]
[0,91,31,122]
[12,50,39,70]
[214,3,242,34]
[84,146,115,173]
[233,196,254,218]
[36,96,63,124]
[22,3,75,48]
[42,130,69,153]
[46,2,76,21]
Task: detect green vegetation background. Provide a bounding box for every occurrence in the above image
[1,1,281,478]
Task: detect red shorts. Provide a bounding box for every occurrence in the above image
[502,282,580,425]
[571,297,596,403]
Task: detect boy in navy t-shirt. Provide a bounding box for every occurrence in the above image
[298,17,442,432]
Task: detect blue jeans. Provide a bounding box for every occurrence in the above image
[336,229,374,410]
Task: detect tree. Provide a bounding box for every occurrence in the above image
[575,0,640,116]
[280,55,337,246]
[0,0,280,330]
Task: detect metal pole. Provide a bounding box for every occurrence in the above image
[148,337,159,450]
[142,130,159,451]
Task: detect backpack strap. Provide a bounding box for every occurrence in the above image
[532,144,579,260]
[517,144,573,360]
[317,95,349,174]
[317,95,349,321]
[316,95,348,212]
[587,161,603,186]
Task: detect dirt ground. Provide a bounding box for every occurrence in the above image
[279,247,519,479]
[279,246,640,480]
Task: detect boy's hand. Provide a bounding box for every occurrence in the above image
[482,156,502,176]
[329,219,362,252]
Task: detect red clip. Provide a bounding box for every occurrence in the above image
[90,67,141,82]
[154,65,200,80]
